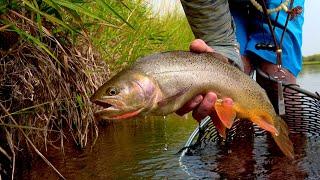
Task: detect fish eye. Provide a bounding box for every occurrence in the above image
[107,87,119,96]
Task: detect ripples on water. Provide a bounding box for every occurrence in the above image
[24,119,320,179]
[23,65,320,179]
[180,132,320,179]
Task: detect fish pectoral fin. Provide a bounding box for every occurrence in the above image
[251,116,279,136]
[214,98,236,129]
[157,85,191,107]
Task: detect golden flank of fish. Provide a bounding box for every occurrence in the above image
[90,51,294,159]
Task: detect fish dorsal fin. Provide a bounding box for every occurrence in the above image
[157,85,191,107]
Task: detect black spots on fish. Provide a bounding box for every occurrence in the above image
[246,87,263,100]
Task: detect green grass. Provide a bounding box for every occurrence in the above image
[303,54,320,65]
[88,0,194,73]
[303,60,320,65]
[303,54,320,62]
[2,0,194,73]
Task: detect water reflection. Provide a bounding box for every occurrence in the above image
[22,116,198,179]
[298,64,320,93]
[179,122,315,179]
[23,65,320,179]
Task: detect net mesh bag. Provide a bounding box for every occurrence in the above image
[180,84,320,154]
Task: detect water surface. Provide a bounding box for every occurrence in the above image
[297,64,320,92]
[24,64,320,179]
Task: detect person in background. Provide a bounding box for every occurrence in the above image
[176,0,305,125]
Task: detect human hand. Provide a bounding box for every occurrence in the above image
[188,39,214,53]
[175,39,234,137]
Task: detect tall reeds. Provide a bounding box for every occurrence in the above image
[0,0,119,178]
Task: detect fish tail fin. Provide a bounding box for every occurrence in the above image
[272,116,294,159]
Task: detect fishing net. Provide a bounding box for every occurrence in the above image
[180,84,320,153]
[283,84,320,136]
[179,85,320,178]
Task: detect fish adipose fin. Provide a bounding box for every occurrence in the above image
[214,98,236,129]
[272,116,295,159]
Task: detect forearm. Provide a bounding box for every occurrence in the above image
[181,0,243,70]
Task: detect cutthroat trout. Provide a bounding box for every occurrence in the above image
[91,51,294,159]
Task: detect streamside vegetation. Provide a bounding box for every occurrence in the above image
[0,0,193,179]
[0,1,111,179]
[89,0,194,73]
[303,54,320,65]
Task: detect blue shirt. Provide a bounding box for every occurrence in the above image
[232,0,305,76]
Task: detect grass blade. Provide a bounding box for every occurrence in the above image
[99,0,135,29]
[11,24,61,63]
[53,0,109,23]
[0,103,66,180]
[22,0,78,34]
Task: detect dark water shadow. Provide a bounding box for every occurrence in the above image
[180,120,320,179]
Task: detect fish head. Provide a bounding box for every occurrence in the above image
[90,70,160,120]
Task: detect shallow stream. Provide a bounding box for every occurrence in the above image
[24,64,320,179]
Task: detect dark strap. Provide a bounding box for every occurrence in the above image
[260,0,295,68]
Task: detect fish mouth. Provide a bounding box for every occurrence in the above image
[92,99,142,120]
[93,99,113,109]
[92,99,120,114]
